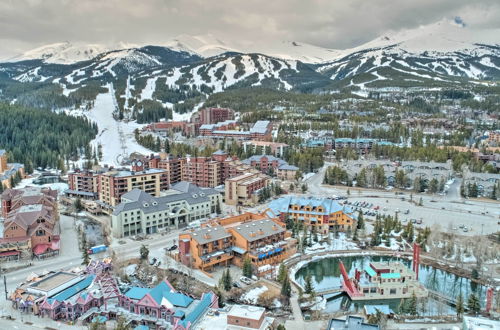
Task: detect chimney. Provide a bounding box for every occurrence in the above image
[258,229,264,235]
[250,231,256,237]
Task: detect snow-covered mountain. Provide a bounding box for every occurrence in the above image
[1,18,499,102]
[4,42,136,64]
[315,19,500,87]
[161,34,239,58]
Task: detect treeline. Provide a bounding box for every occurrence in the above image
[135,100,172,123]
[369,145,497,173]
[0,103,97,169]
[283,147,323,173]
[203,87,355,112]
[0,76,107,110]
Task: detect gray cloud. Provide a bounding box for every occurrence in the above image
[0,0,499,58]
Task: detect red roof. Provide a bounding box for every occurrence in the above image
[0,251,20,256]
[32,239,60,255]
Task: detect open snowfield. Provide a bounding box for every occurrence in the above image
[86,87,153,167]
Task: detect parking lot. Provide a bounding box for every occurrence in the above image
[344,194,499,236]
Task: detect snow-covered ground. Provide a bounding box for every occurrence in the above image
[171,101,203,122]
[85,86,153,167]
[16,172,69,194]
[242,286,268,304]
[304,233,359,255]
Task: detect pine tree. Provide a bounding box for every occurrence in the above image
[408,292,418,316]
[304,274,315,296]
[467,293,480,315]
[242,257,253,278]
[398,299,408,314]
[456,292,464,318]
[281,276,291,298]
[81,234,90,265]
[219,269,232,291]
[277,263,287,283]
[140,244,149,260]
[74,197,83,213]
[357,211,365,230]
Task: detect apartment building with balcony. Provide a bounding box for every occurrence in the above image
[111,182,222,238]
[181,156,222,188]
[147,153,185,184]
[178,213,296,274]
[242,140,289,157]
[225,172,271,206]
[98,166,169,209]
[242,155,299,180]
[67,169,99,199]
[179,226,233,271]
[267,196,357,234]
[228,218,296,269]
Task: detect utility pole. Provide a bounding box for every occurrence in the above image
[4,275,7,300]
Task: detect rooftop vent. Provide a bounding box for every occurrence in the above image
[143,203,149,207]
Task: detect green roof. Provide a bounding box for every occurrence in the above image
[365,266,376,277]
[381,272,401,279]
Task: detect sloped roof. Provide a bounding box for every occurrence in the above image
[113,183,219,216]
[249,120,270,134]
[268,196,353,216]
[231,219,284,242]
[148,281,193,307]
[48,275,95,303]
[179,292,214,328]
[242,155,287,165]
[190,226,231,245]
[125,287,149,300]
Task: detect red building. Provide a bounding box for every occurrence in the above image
[198,107,235,125]
[0,187,60,258]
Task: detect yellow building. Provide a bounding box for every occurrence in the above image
[267,196,357,234]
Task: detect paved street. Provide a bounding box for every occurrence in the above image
[1,214,82,304]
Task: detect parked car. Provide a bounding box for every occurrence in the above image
[168,244,178,251]
[240,276,252,285]
[149,257,157,265]
[232,282,242,288]
[404,209,410,215]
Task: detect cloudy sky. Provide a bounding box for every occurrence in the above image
[1,0,499,58]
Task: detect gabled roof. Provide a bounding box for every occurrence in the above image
[148,281,193,308]
[113,183,219,216]
[268,196,356,220]
[125,287,149,300]
[121,189,156,203]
